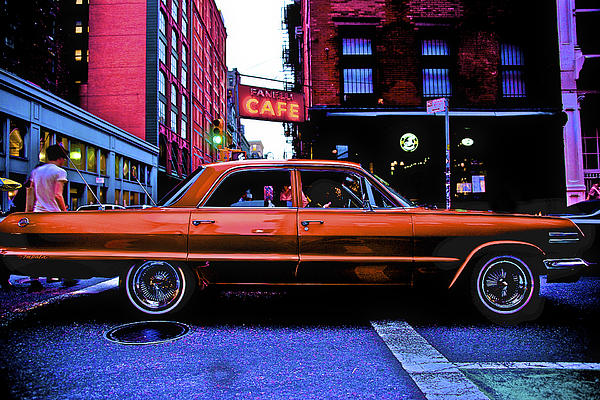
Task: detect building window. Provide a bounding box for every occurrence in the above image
[75,21,83,34]
[182,18,187,38]
[171,110,178,132]
[181,95,187,115]
[343,68,373,94]
[159,12,166,35]
[181,68,187,88]
[115,155,121,179]
[181,119,187,139]
[583,127,600,171]
[100,150,108,175]
[75,49,82,61]
[500,43,526,98]
[159,40,166,64]
[76,0,83,4]
[171,0,178,22]
[422,68,451,97]
[171,54,178,76]
[159,100,166,123]
[171,29,178,52]
[171,83,177,105]
[159,71,166,96]
[342,38,372,55]
[70,140,85,170]
[340,33,375,103]
[87,146,97,172]
[123,158,130,180]
[9,120,26,158]
[421,39,452,98]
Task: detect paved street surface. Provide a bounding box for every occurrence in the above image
[0,274,599,399]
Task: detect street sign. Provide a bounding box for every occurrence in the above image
[426,98,451,209]
[95,177,105,184]
[426,98,447,114]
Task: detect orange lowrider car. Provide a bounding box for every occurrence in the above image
[0,160,589,323]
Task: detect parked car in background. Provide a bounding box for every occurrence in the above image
[76,204,126,211]
[0,160,589,324]
[550,199,600,265]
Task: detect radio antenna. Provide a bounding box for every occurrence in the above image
[132,167,157,207]
[58,144,102,207]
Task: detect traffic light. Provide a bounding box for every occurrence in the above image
[211,118,224,147]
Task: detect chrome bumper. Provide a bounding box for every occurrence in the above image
[543,258,590,283]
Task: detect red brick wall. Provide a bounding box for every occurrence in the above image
[306,0,517,107]
[84,0,147,140]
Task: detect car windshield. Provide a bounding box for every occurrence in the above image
[158,167,205,207]
[372,174,415,207]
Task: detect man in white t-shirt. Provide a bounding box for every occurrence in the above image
[26,144,68,212]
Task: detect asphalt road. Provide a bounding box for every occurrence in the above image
[0,275,598,400]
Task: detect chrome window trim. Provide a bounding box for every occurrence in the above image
[198,167,294,209]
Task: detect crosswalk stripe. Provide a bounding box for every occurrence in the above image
[455,362,600,370]
[371,320,490,400]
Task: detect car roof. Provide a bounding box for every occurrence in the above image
[169,159,365,207]
[202,159,363,173]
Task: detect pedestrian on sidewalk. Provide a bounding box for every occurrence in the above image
[587,181,600,201]
[25,145,77,291]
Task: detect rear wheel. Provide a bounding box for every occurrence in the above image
[124,261,196,315]
[470,255,543,324]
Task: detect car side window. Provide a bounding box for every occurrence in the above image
[365,179,396,208]
[204,169,292,208]
[300,170,364,209]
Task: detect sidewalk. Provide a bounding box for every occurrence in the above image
[0,275,115,320]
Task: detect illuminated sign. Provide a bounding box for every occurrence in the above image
[239,85,305,123]
[400,133,419,152]
[461,138,474,147]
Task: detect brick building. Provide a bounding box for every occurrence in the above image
[285,0,571,211]
[78,0,227,197]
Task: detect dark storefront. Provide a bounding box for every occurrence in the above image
[308,110,565,212]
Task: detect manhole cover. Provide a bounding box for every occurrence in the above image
[104,321,191,345]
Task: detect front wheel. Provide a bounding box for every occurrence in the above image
[470,255,543,324]
[124,261,196,315]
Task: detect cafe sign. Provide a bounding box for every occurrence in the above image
[239,85,305,123]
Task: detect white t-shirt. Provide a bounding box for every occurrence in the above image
[31,164,68,212]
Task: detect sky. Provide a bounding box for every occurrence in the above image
[215,0,294,159]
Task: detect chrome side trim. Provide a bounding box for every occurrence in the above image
[543,258,590,270]
[548,232,579,243]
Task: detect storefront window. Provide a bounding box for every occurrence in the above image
[123,158,130,180]
[57,135,68,153]
[86,186,97,205]
[70,141,85,170]
[9,120,26,158]
[70,183,84,211]
[87,146,97,172]
[39,130,53,162]
[100,151,108,175]
[99,187,107,204]
[115,155,121,179]
[132,192,139,206]
[115,189,121,205]
[123,190,130,206]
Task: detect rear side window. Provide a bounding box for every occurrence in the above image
[204,169,292,208]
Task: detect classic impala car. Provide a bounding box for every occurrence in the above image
[0,160,590,324]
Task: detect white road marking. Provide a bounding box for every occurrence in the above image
[372,320,600,399]
[371,320,490,400]
[455,362,600,370]
[70,277,119,295]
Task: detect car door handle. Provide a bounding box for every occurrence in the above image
[192,220,215,226]
[301,220,324,227]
